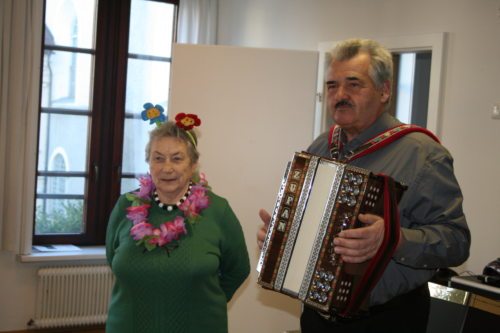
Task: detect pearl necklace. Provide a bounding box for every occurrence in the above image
[153,183,192,211]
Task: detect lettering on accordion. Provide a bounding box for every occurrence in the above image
[257,151,405,318]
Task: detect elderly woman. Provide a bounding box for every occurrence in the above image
[106,113,250,333]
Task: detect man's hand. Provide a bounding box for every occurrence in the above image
[333,213,385,263]
[257,209,271,249]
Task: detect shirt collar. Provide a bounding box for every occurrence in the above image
[342,112,402,152]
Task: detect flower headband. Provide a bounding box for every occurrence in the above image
[141,102,201,147]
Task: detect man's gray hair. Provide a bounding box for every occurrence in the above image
[330,38,393,91]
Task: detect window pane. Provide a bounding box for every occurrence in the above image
[125,59,171,114]
[45,0,97,49]
[41,50,93,109]
[395,53,416,124]
[36,176,86,196]
[35,198,84,234]
[37,113,89,172]
[121,178,142,195]
[128,0,175,57]
[123,0,176,181]
[122,60,171,180]
[122,117,150,174]
[122,0,177,191]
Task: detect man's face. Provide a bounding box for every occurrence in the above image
[325,52,390,140]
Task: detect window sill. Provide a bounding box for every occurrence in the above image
[18,246,106,263]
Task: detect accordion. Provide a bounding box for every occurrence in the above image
[257,151,405,318]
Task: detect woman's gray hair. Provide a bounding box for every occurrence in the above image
[330,38,393,93]
[145,121,200,164]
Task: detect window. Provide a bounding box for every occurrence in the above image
[34,0,179,246]
[392,51,432,127]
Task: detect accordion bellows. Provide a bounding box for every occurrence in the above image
[257,152,405,318]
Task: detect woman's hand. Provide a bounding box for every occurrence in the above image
[257,209,271,249]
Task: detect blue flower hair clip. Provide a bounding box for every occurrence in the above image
[141,102,166,126]
[140,102,201,148]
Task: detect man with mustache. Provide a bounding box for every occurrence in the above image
[257,38,470,333]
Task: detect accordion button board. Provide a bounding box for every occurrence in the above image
[257,151,404,317]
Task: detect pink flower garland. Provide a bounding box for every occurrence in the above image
[125,174,209,252]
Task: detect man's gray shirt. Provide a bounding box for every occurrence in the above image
[307,112,470,306]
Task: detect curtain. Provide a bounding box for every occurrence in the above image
[177,0,218,44]
[0,0,43,252]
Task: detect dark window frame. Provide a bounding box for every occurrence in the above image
[34,0,179,246]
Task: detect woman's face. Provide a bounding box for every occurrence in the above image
[148,137,197,203]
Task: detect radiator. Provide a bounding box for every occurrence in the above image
[33,265,115,328]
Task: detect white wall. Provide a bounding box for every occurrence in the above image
[168,43,318,333]
[215,0,500,331]
[218,0,500,275]
[1,0,499,331]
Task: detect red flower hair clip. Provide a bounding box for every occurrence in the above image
[175,113,201,130]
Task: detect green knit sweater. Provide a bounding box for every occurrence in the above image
[105,191,250,333]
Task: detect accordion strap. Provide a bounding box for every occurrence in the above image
[340,175,402,317]
[328,123,440,162]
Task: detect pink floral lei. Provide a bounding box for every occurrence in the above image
[125,173,210,252]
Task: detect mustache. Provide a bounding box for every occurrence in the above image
[335,100,353,108]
